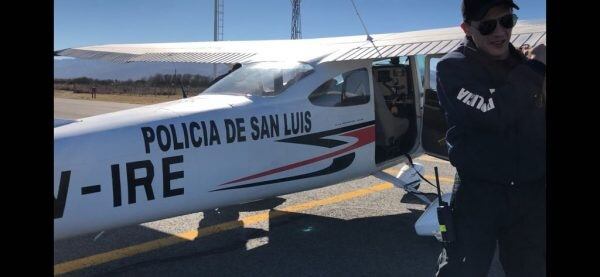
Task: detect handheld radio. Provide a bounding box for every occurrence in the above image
[435,167,455,243]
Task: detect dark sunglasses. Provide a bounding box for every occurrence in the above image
[474,14,518,35]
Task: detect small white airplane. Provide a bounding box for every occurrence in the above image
[54,20,546,241]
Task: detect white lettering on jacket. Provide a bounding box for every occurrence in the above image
[456,88,495,112]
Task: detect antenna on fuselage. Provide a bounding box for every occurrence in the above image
[177,69,188,99]
[349,0,383,58]
[168,51,187,99]
[171,67,187,99]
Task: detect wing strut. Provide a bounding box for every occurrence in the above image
[349,0,383,58]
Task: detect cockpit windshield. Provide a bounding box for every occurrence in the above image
[203,61,314,97]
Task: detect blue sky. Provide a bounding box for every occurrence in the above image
[54,0,545,50]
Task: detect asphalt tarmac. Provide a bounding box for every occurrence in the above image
[54,98,142,119]
[54,98,505,277]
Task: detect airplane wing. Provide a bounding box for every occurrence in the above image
[54,118,79,128]
[55,20,545,64]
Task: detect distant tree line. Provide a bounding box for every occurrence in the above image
[55,73,212,87]
[54,74,213,96]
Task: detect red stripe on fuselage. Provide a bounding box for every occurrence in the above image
[221,125,375,186]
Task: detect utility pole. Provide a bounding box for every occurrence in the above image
[291,0,301,39]
[213,0,224,79]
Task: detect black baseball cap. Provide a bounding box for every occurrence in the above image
[462,0,519,22]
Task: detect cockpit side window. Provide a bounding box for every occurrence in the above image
[308,68,370,107]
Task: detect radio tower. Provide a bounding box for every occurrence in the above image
[213,0,224,78]
[291,0,301,39]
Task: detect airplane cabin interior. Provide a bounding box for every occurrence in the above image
[372,57,418,164]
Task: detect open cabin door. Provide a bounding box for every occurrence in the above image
[421,54,449,160]
[372,58,418,165]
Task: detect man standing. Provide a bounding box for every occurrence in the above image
[435,0,546,276]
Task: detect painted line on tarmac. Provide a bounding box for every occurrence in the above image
[54,172,454,275]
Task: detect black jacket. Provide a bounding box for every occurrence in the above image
[436,37,545,186]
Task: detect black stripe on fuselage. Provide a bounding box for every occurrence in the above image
[211,153,355,191]
[277,120,375,148]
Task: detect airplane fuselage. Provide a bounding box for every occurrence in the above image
[54,59,425,240]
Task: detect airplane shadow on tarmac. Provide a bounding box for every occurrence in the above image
[54,197,286,265]
[55,194,505,277]
[60,197,443,277]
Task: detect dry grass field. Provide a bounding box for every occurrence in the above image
[54,89,186,105]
